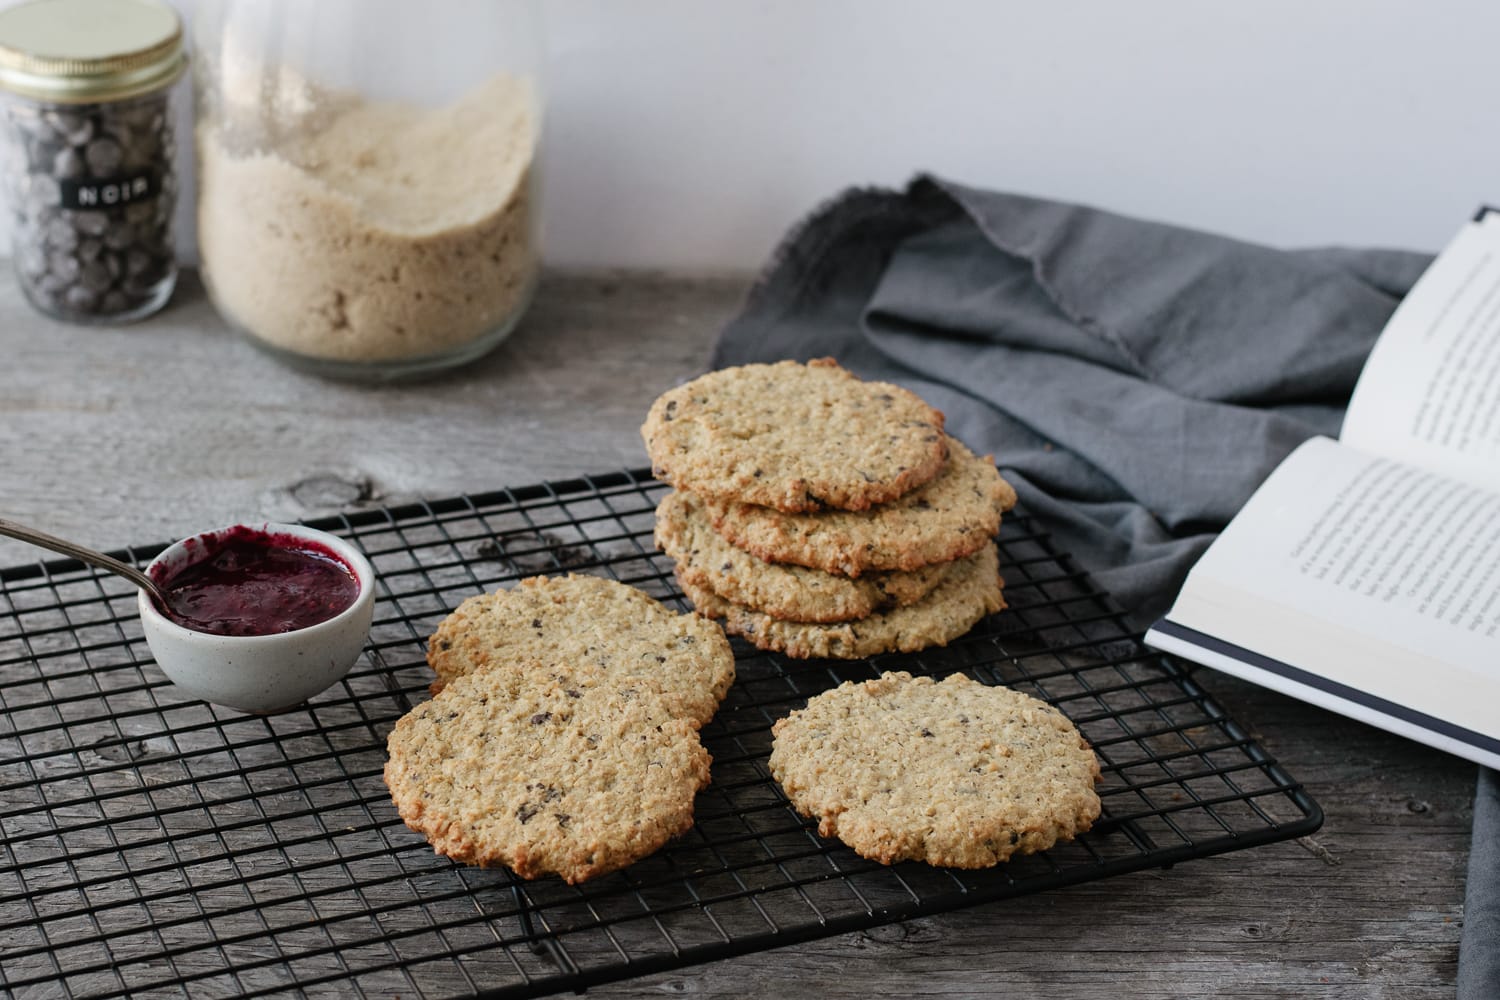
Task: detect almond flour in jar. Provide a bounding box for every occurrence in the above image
[195,69,540,380]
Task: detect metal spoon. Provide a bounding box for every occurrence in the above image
[0,516,169,607]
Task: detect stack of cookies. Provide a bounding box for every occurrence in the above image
[384,575,736,883]
[643,358,1018,659]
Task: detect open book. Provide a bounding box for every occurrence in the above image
[1146,207,1500,770]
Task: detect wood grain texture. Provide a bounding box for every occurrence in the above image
[0,270,1473,998]
[0,270,742,565]
[584,674,1472,1000]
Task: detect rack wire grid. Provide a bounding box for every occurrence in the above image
[0,468,1322,999]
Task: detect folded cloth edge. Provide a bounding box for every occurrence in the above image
[1459,766,1500,999]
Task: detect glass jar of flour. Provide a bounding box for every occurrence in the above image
[0,0,186,323]
[192,1,543,380]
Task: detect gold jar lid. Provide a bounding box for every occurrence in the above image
[0,0,185,104]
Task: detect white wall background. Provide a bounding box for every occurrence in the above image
[21,0,1500,269]
[537,0,1499,268]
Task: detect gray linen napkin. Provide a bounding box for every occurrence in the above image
[709,175,1492,994]
[1461,767,1500,997]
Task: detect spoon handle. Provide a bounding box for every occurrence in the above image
[0,517,165,601]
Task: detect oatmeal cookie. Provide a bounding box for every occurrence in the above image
[679,543,1004,659]
[427,574,734,727]
[706,437,1016,576]
[641,358,947,513]
[655,489,950,623]
[385,664,711,883]
[769,670,1100,867]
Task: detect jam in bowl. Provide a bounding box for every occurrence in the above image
[138,522,376,713]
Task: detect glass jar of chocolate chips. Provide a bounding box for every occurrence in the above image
[0,0,186,323]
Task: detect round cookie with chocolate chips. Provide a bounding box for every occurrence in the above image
[641,358,947,513]
[385,664,711,883]
[705,436,1017,576]
[679,543,1005,660]
[655,489,951,623]
[427,574,734,728]
[769,670,1101,868]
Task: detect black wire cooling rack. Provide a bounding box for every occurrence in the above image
[0,469,1322,999]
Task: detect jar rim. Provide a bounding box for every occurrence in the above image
[0,0,186,104]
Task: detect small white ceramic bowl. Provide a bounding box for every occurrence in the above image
[138,521,376,713]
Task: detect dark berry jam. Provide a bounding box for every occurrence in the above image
[156,526,359,637]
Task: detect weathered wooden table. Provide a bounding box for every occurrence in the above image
[0,271,1473,998]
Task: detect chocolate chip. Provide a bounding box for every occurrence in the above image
[52,147,83,180]
[79,259,112,293]
[73,210,108,237]
[44,218,77,251]
[920,728,934,738]
[83,136,122,175]
[46,111,93,146]
[125,248,153,278]
[5,88,179,322]
[103,219,134,250]
[530,712,551,725]
[26,172,60,211]
[554,813,570,828]
[47,251,79,282]
[63,285,96,311]
[516,803,539,824]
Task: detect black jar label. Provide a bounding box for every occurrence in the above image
[59,171,158,211]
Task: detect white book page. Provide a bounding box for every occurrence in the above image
[1342,211,1500,492]
[1162,438,1500,738]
